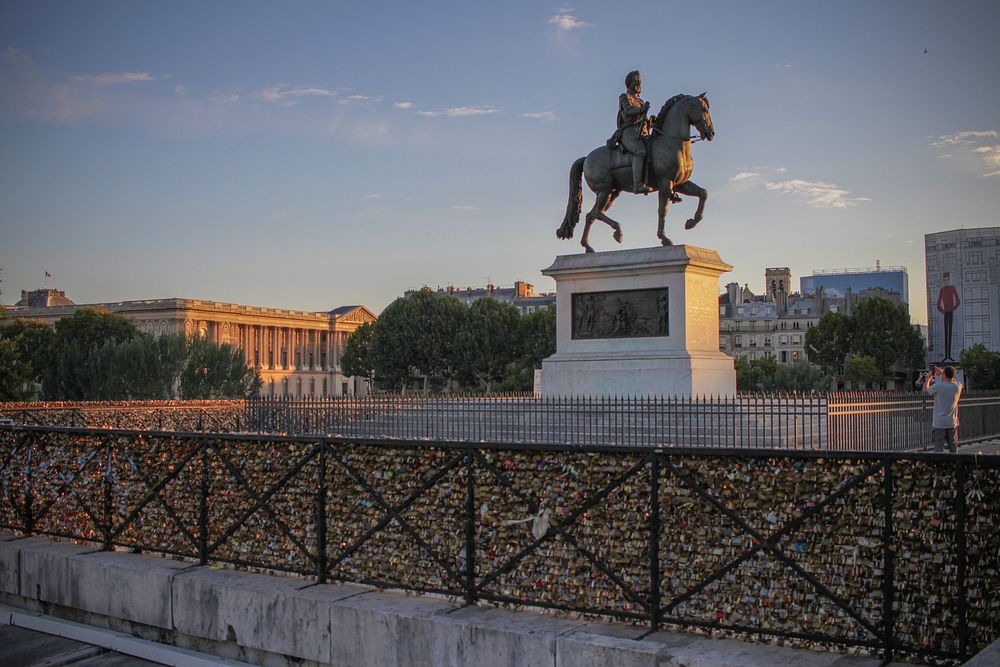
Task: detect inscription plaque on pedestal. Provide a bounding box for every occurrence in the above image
[572,288,668,340]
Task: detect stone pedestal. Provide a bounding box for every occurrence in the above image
[540,245,736,398]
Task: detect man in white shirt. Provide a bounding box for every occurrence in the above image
[922,365,963,452]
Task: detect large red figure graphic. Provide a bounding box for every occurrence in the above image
[936,272,961,362]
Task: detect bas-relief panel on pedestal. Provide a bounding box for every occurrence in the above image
[572,288,668,340]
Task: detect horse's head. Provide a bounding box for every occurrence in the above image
[690,92,714,141]
[653,93,714,141]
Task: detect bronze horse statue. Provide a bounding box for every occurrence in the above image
[557,93,714,252]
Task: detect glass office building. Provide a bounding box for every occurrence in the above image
[800,268,909,306]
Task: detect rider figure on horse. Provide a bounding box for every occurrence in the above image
[613,70,652,194]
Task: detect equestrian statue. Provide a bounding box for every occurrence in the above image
[556,71,715,253]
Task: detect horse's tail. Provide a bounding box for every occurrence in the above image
[556,156,586,239]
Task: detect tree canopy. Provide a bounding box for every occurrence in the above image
[1,308,260,401]
[804,298,925,378]
[352,291,555,393]
[959,343,1000,390]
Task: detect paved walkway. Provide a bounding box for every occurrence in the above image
[958,437,1000,455]
[0,624,161,666]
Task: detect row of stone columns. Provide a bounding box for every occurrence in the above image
[197,321,349,372]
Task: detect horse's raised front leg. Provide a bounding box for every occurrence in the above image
[675,181,707,230]
[656,187,672,246]
[585,190,624,250]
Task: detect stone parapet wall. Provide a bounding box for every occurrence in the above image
[0,533,914,667]
[0,426,997,664]
[0,401,245,432]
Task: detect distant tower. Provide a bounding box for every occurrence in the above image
[765,267,791,315]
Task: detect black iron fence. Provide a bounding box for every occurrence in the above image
[246,392,1000,451]
[1,424,997,664]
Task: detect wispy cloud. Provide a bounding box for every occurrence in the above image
[765,179,870,209]
[549,7,591,31]
[364,193,383,199]
[71,72,155,86]
[519,110,558,121]
[930,130,998,148]
[930,130,1000,178]
[260,84,337,106]
[417,105,499,118]
[3,47,33,64]
[393,101,413,109]
[452,205,480,212]
[729,171,760,183]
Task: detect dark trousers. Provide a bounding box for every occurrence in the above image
[943,311,954,361]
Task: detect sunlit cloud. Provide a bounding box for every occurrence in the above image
[729,171,760,183]
[71,72,155,86]
[393,101,413,109]
[549,7,591,30]
[3,47,33,63]
[417,105,499,118]
[930,130,998,148]
[930,130,1000,178]
[765,179,870,209]
[519,111,558,121]
[260,84,337,106]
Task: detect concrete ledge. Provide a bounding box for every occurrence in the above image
[172,568,365,663]
[0,534,922,667]
[19,540,191,629]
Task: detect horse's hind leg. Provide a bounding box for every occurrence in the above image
[586,189,624,248]
[675,181,708,230]
[602,190,623,243]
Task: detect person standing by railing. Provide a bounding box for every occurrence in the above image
[921,365,963,452]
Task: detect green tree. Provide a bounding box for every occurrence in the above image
[370,292,467,393]
[456,298,521,392]
[805,312,852,374]
[849,298,925,375]
[959,343,1000,390]
[180,336,261,399]
[519,307,556,371]
[0,311,54,400]
[497,306,557,392]
[0,338,33,400]
[844,354,882,386]
[340,322,375,386]
[762,359,831,392]
[42,308,142,399]
[736,356,778,391]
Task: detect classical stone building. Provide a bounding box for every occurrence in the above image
[8,289,376,397]
[404,280,555,315]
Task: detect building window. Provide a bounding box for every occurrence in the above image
[322,378,328,396]
[780,351,787,363]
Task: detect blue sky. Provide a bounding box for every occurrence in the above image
[1,1,998,324]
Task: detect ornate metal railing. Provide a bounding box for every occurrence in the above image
[1,424,996,664]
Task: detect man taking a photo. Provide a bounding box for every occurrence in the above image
[921,365,963,453]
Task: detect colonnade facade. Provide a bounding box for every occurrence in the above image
[9,296,377,398]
